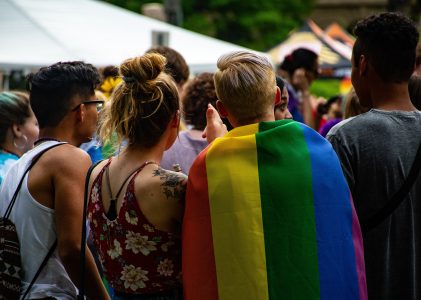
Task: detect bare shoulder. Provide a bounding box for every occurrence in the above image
[45,144,91,167]
[150,167,187,202]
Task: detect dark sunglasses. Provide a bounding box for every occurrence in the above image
[71,100,105,112]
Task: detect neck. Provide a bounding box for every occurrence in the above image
[0,141,21,157]
[38,128,81,147]
[232,111,275,128]
[370,81,416,111]
[118,141,166,166]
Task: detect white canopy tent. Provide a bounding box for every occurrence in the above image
[0,0,267,75]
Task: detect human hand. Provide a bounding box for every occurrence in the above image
[202,104,227,144]
[292,68,310,92]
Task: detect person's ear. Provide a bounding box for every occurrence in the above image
[359,55,367,76]
[75,104,85,123]
[171,110,180,128]
[274,86,281,106]
[216,100,228,118]
[11,124,22,138]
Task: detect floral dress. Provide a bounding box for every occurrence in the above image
[87,161,182,295]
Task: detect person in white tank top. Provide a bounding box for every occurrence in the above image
[0,62,109,300]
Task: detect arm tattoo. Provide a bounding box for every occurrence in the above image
[153,168,186,201]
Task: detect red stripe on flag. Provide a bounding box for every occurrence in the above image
[182,147,219,300]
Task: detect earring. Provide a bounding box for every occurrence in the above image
[13,134,28,150]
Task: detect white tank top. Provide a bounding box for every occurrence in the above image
[0,141,77,299]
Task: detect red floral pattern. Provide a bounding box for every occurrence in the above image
[87,162,181,294]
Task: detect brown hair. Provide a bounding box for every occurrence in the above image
[146,46,190,87]
[183,73,217,131]
[214,51,276,125]
[344,87,369,119]
[99,53,179,148]
[0,91,31,144]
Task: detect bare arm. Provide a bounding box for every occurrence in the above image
[53,147,109,300]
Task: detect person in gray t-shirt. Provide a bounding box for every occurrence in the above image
[327,13,421,300]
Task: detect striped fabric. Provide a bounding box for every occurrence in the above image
[183,120,367,300]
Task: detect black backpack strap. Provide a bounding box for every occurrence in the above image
[3,142,66,219]
[77,159,104,300]
[21,240,57,299]
[362,140,421,233]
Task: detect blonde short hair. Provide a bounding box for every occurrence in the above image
[214,51,276,124]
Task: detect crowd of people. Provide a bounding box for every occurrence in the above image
[0,11,420,300]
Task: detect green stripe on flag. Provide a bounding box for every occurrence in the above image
[256,120,320,299]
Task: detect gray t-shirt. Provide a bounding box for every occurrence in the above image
[327,109,421,300]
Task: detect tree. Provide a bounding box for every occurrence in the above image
[101,0,315,51]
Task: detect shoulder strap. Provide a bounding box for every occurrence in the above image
[3,142,66,219]
[362,140,421,233]
[78,159,104,300]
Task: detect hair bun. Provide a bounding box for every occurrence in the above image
[120,53,166,84]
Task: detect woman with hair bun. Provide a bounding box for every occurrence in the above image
[0,91,39,185]
[87,53,186,300]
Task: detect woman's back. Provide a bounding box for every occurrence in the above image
[88,158,186,294]
[88,52,186,298]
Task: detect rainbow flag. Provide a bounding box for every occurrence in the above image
[183,120,367,300]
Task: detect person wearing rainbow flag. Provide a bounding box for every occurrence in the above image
[182,51,367,300]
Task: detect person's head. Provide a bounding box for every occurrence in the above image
[408,75,421,110]
[274,76,292,120]
[282,48,319,85]
[317,95,343,119]
[214,51,277,127]
[146,46,190,90]
[27,61,101,144]
[0,91,39,155]
[100,53,180,150]
[344,87,369,119]
[352,12,419,107]
[182,73,218,131]
[98,65,122,99]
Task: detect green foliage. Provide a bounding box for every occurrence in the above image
[182,0,315,51]
[310,79,341,99]
[102,0,161,13]
[100,0,315,51]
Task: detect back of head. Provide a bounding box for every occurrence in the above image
[276,76,286,91]
[183,72,217,131]
[282,48,318,77]
[408,75,421,110]
[100,53,179,148]
[214,51,276,125]
[27,61,100,129]
[353,12,419,83]
[0,91,31,144]
[146,46,190,87]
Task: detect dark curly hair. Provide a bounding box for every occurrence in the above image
[27,61,100,128]
[353,12,419,83]
[146,46,190,87]
[183,73,217,131]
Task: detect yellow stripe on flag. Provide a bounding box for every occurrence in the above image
[206,124,269,300]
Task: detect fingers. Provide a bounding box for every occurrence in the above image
[204,104,227,144]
